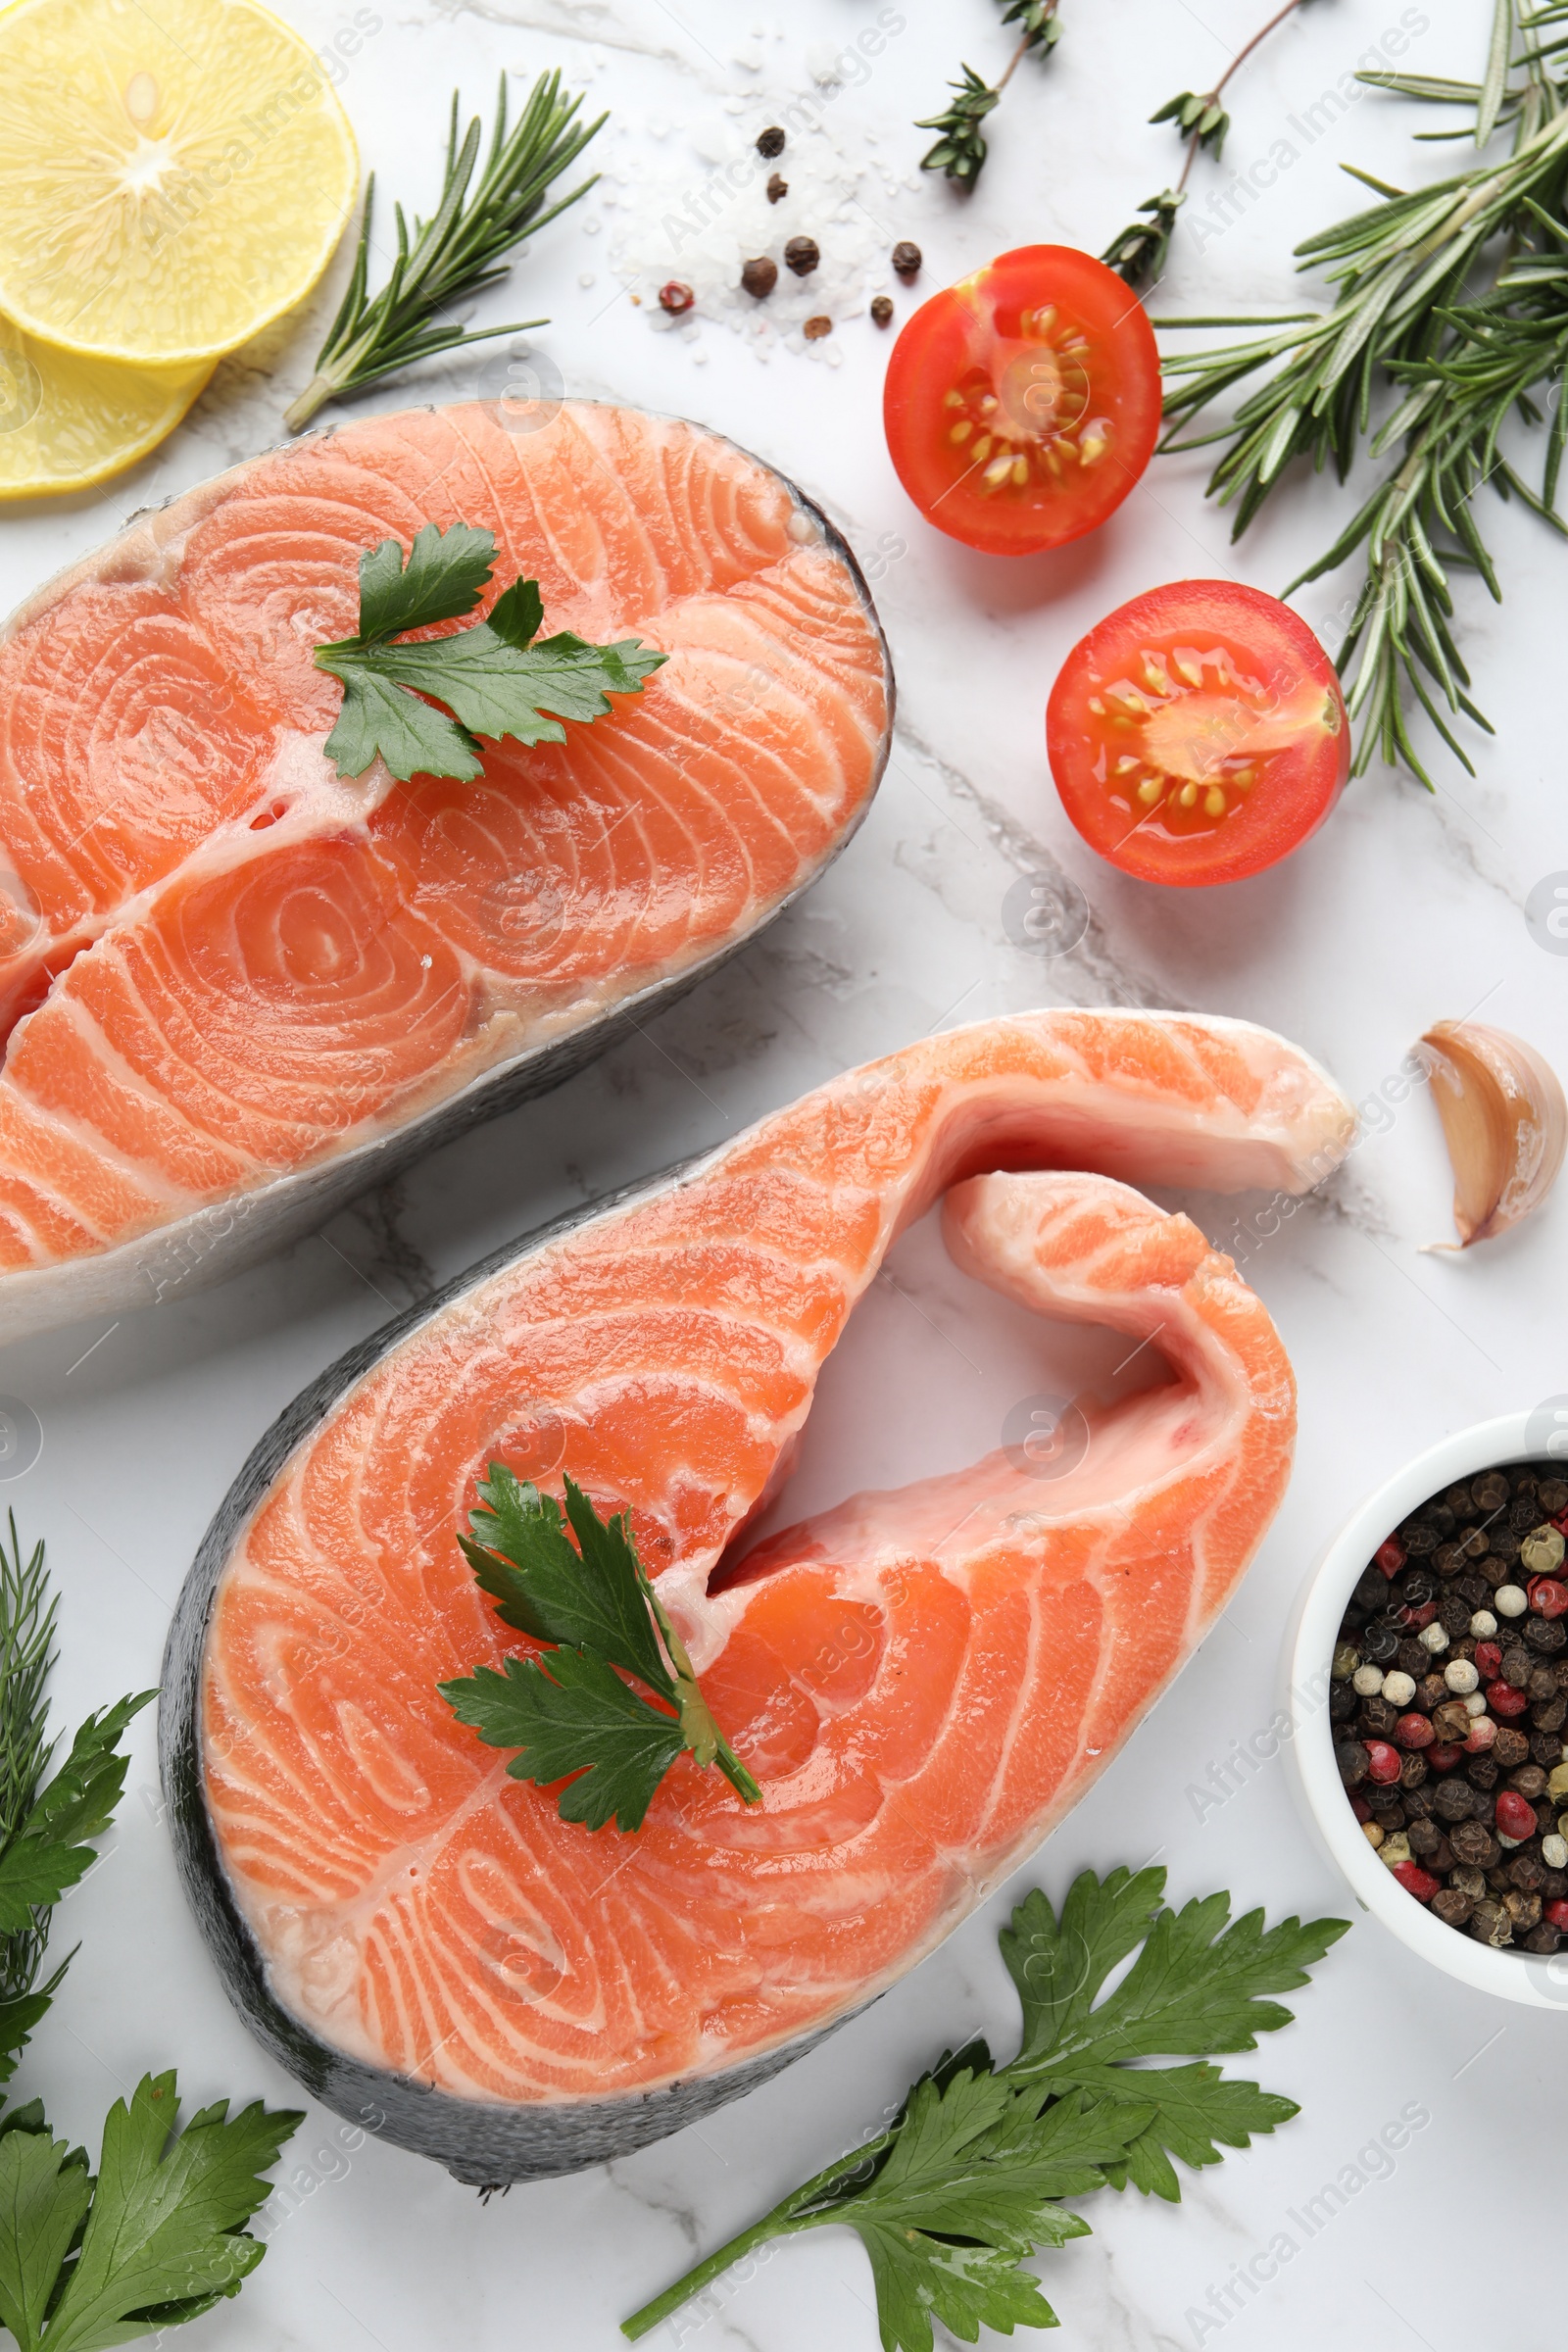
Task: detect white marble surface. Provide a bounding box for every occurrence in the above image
[2,2,1567,2348]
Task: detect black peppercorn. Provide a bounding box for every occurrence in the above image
[1532,1731,1565,1767]
[1398,1569,1437,1606]
[1510,1495,1542,1534]
[1460,1527,1491,1558]
[1396,1639,1429,1678]
[1398,1751,1428,1791]
[757,125,786,158]
[1474,1470,1511,1512]
[1527,1616,1566,1652]
[766,172,788,203]
[1407,1815,1441,1856]
[1402,1522,1439,1556]
[1427,1833,1455,1874]
[1336,1740,1370,1788]
[784,235,820,276]
[1456,1570,1491,1608]
[1544,1866,1568,1900]
[892,239,922,278]
[1445,1483,1476,1515]
[741,256,778,299]
[1524,1921,1560,1952]
[1362,1624,1399,1665]
[1466,1754,1500,1791]
[1530,1665,1559,1702]
[1502,1646,1534,1689]
[1433,1886,1473,1927]
[1539,1478,1568,1515]
[1439,1593,1471,1637]
[1509,1850,1546,1891]
[1329,1681,1358,1723]
[1354,1568,1389,1611]
[1510,1764,1548,1799]
[1453,1822,1501,1869]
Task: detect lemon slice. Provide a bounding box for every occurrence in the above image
[0,0,358,368]
[0,320,211,497]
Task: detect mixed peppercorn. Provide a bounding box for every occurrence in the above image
[1333,1459,1568,1953]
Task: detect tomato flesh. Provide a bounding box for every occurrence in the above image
[1047,580,1349,886]
[883,245,1161,556]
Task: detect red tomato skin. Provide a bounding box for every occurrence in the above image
[1046,578,1350,887]
[883,245,1161,557]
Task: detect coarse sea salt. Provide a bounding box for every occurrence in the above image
[604,113,891,360]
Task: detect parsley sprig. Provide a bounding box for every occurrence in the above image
[315,521,664,784]
[440,1468,761,1834]
[0,1519,300,2346]
[622,1866,1347,2349]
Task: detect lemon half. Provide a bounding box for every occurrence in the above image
[0,0,358,367]
[0,323,211,496]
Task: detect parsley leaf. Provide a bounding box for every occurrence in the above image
[621,1869,1348,2349]
[315,521,664,782]
[0,2073,302,2352]
[440,1470,760,1833]
[0,1692,154,1937]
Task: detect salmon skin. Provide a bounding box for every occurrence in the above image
[0,401,891,1343]
[161,1008,1355,2184]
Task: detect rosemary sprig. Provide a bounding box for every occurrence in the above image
[0,1519,56,2015]
[1157,0,1568,781]
[285,72,603,433]
[1103,0,1313,287]
[917,0,1061,188]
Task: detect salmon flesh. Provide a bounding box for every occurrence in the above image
[0,402,891,1341]
[161,1008,1355,2183]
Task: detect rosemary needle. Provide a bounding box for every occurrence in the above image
[285,71,604,433]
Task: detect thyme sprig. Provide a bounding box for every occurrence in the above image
[1103,0,1314,286]
[285,72,603,432]
[917,0,1061,188]
[1157,0,1568,782]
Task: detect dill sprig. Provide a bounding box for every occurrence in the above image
[0,1516,57,2010]
[285,71,604,433]
[917,0,1061,188]
[1156,0,1568,782]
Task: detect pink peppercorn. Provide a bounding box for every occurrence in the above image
[1395,1711,1435,1749]
[1475,1641,1502,1679]
[1463,1717,1496,1753]
[1391,1860,1439,1903]
[1376,1538,1405,1578]
[658,280,695,315]
[1428,1740,1463,1771]
[1350,1795,1372,1822]
[1488,1680,1529,1718]
[1545,1899,1568,1932]
[1531,1578,1568,1619]
[1495,1788,1539,1840]
[1365,1740,1401,1785]
[1407,1599,1439,1630]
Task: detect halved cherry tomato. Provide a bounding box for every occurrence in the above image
[882,245,1161,556]
[1047,580,1349,886]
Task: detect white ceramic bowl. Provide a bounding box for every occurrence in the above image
[1286,1409,1568,2009]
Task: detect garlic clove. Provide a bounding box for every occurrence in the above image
[1415,1019,1567,1250]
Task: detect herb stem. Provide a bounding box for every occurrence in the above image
[994,28,1034,94]
[1175,0,1309,192]
[619,2136,891,2340]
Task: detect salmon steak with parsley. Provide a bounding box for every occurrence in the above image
[0,400,890,1341]
[166,1008,1355,2181]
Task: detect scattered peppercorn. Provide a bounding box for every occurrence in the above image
[870,295,894,327]
[803,316,832,340]
[766,172,788,204]
[757,126,786,158]
[1333,1452,1568,1953]
[741,257,778,299]
[658,280,695,315]
[784,235,820,276]
[892,239,922,278]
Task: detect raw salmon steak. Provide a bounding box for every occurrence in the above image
[163,1008,1354,2181]
[0,401,890,1342]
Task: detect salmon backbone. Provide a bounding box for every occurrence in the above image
[161,1007,1356,2184]
[0,399,892,1345]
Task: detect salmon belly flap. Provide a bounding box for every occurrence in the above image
[0,402,890,1288]
[198,1009,1355,2105]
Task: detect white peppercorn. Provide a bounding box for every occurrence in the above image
[1464,1690,1489,1717]
[1352,1664,1385,1696]
[1544,1834,1568,1869]
[1382,1671,1416,1707]
[1496,1584,1529,1618]
[1419,1621,1449,1652]
[1445,1657,1480,1693]
[1470,1609,1497,1638]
